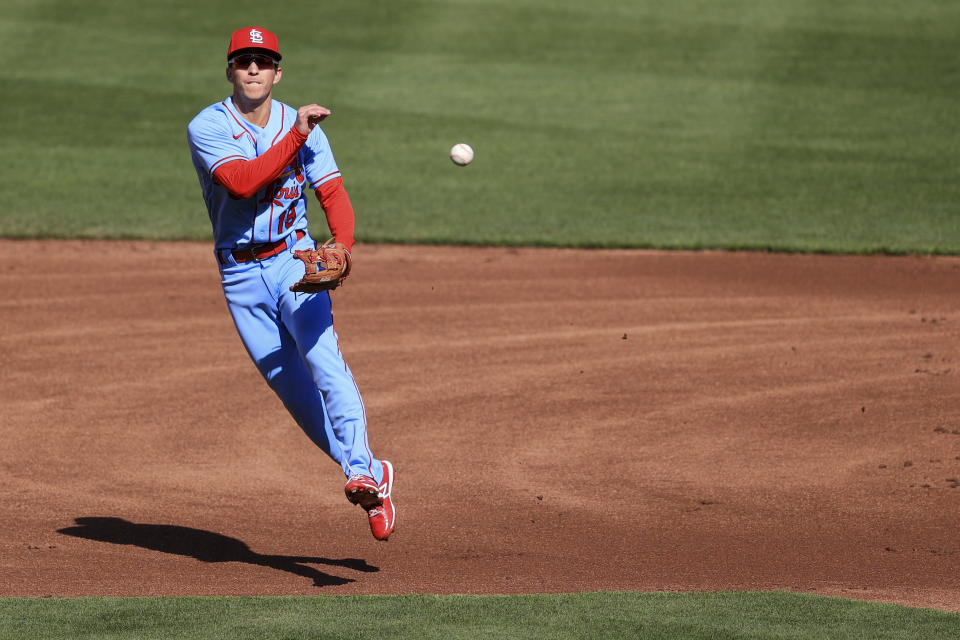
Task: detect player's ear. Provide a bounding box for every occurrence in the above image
[273,66,282,86]
[226,66,234,82]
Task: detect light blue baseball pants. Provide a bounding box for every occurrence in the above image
[216,232,383,485]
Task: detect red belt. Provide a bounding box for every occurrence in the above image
[228,229,306,263]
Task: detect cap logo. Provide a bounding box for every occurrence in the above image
[249,28,263,44]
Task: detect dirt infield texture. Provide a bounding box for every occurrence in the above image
[1,240,959,610]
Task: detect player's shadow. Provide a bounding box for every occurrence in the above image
[57,517,377,587]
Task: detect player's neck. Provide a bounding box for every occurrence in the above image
[231,93,272,127]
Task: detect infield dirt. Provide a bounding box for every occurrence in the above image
[1,241,959,610]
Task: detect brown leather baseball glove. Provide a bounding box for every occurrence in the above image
[290,238,352,293]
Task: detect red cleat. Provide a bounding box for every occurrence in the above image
[344,461,396,540]
[367,461,396,541]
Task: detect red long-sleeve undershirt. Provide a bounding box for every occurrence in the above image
[212,125,356,250]
[315,178,355,251]
[213,125,308,199]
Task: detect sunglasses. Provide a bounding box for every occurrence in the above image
[229,54,279,69]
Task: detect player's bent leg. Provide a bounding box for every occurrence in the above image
[278,283,382,485]
[273,250,396,541]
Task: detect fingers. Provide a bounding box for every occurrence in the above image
[296,104,332,134]
[306,106,331,124]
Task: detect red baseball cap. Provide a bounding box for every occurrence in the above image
[227,26,281,61]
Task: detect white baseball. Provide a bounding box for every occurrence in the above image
[450,143,474,166]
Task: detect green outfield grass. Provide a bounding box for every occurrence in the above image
[2,591,959,640]
[1,0,957,252]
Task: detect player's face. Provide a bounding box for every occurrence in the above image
[227,55,282,103]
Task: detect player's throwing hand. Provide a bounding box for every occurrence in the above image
[296,104,331,134]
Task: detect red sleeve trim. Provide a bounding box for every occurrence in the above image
[309,170,342,189]
[314,177,355,250]
[211,154,248,172]
[213,125,309,199]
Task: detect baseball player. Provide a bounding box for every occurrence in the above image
[187,26,396,541]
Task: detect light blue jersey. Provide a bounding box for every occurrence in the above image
[188,97,341,249]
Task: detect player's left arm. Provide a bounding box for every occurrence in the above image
[314,177,355,251]
[302,127,354,251]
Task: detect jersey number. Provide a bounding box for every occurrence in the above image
[277,205,296,235]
